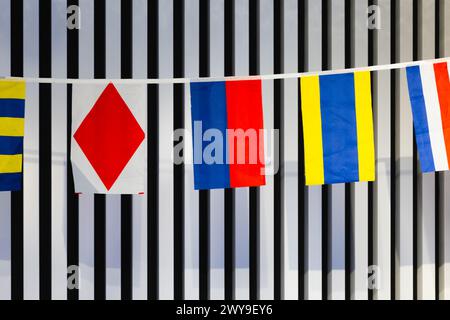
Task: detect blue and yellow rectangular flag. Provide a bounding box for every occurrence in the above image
[0,80,25,191]
[300,71,375,185]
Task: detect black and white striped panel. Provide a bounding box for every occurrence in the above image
[1,0,450,301]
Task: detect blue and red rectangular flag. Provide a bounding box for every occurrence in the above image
[190,79,266,190]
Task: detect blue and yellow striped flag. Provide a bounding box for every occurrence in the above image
[0,80,25,191]
[300,71,375,185]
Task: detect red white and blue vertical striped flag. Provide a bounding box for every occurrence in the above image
[406,61,450,172]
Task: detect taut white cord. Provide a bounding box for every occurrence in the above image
[3,57,449,84]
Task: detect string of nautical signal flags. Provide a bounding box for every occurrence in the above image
[0,57,449,193]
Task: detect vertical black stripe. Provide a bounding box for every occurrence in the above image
[368,180,374,300]
[199,0,210,300]
[436,0,441,59]
[249,0,259,301]
[368,0,375,67]
[147,0,159,300]
[224,0,235,76]
[67,0,80,301]
[368,0,375,302]
[67,86,79,301]
[390,0,397,300]
[368,182,375,298]
[10,0,24,301]
[413,2,419,295]
[120,0,133,301]
[322,0,329,71]
[273,0,283,301]
[436,173,441,300]
[412,144,419,300]
[344,0,352,301]
[224,0,235,301]
[298,0,306,301]
[321,186,329,300]
[94,0,106,300]
[120,196,132,299]
[344,0,352,69]
[321,0,329,301]
[435,0,441,300]
[10,0,23,77]
[249,0,259,75]
[412,0,418,62]
[344,185,351,300]
[39,0,52,300]
[173,0,185,301]
[121,0,133,78]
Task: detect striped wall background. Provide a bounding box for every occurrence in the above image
[0,0,449,300]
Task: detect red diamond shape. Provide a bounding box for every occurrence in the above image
[74,83,145,191]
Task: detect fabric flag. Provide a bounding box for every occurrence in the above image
[406,62,450,173]
[300,71,375,185]
[0,80,25,192]
[71,82,146,194]
[190,79,266,190]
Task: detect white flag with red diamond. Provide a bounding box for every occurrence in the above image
[71,82,147,194]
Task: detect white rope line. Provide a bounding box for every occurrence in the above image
[3,57,450,84]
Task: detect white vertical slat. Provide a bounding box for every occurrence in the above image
[0,0,11,301]
[0,192,11,300]
[235,0,249,74]
[417,0,436,300]
[283,0,299,300]
[184,0,200,300]
[439,0,450,301]
[259,0,275,300]
[304,0,322,300]
[396,0,414,300]
[209,0,225,300]
[132,0,148,300]
[373,0,391,300]
[328,0,346,300]
[78,0,95,300]
[234,0,250,300]
[51,0,68,300]
[105,0,122,300]
[350,0,369,300]
[0,0,11,72]
[23,0,40,300]
[158,0,174,300]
